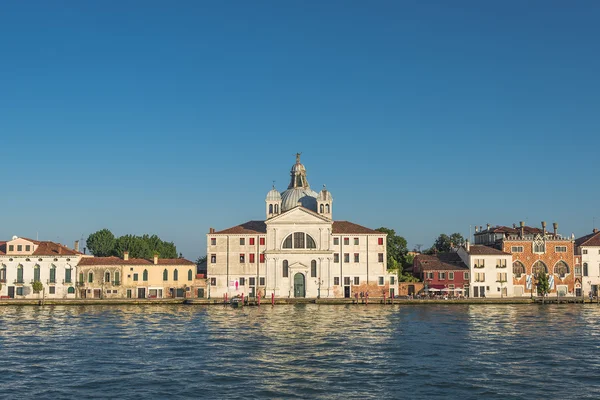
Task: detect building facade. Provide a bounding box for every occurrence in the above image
[206,154,397,299]
[412,253,470,294]
[575,229,600,297]
[456,243,514,298]
[0,236,83,299]
[473,222,579,296]
[77,252,199,299]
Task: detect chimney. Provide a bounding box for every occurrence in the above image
[84,247,87,255]
[520,221,525,238]
[74,240,80,252]
[153,253,159,265]
[479,226,483,232]
[124,251,129,261]
[209,228,215,234]
[465,240,470,252]
[541,221,547,234]
[594,228,599,234]
[553,222,558,236]
[486,223,490,231]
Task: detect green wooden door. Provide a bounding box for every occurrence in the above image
[294,273,305,298]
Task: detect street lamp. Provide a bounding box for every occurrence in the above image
[315,277,323,299]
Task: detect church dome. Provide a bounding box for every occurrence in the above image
[281,187,318,212]
[266,187,281,201]
[280,153,318,212]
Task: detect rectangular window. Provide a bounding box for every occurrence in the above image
[534,243,545,253]
[449,272,454,280]
[439,272,446,280]
[240,238,245,246]
[334,253,340,263]
[259,238,265,246]
[378,238,384,245]
[249,254,255,263]
[575,266,582,275]
[8,245,14,252]
[25,245,31,251]
[249,277,255,286]
[334,237,339,245]
[259,277,265,286]
[17,287,23,296]
[475,273,485,282]
[240,277,246,286]
[354,253,359,263]
[211,254,216,263]
[474,259,485,268]
[210,277,216,286]
[17,245,22,251]
[344,253,350,263]
[464,272,469,280]
[354,277,360,285]
[354,238,359,245]
[496,272,507,282]
[378,277,384,285]
[390,276,395,285]
[133,273,139,281]
[334,277,340,285]
[49,286,56,294]
[294,232,305,248]
[555,246,567,253]
[211,238,216,246]
[378,253,384,263]
[583,249,588,254]
[497,259,507,268]
[249,238,255,245]
[344,238,349,245]
[344,277,351,285]
[511,246,524,253]
[259,254,265,263]
[426,272,434,280]
[283,263,288,278]
[239,254,245,263]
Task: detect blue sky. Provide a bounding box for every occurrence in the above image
[1,1,599,260]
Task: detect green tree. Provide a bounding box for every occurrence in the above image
[114,235,152,259]
[196,255,207,265]
[32,281,44,294]
[375,227,408,270]
[430,232,466,253]
[536,271,550,303]
[86,229,116,257]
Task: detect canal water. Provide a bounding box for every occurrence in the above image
[0,304,599,399]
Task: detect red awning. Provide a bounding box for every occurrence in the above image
[428,284,446,289]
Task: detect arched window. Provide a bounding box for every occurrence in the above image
[67,287,75,294]
[0,265,6,282]
[311,260,317,278]
[554,261,569,278]
[283,260,289,278]
[163,269,168,281]
[88,272,94,283]
[320,204,324,213]
[188,269,193,281]
[174,269,179,281]
[513,261,525,278]
[65,267,72,284]
[282,233,317,249]
[115,271,120,285]
[325,204,330,213]
[17,265,23,283]
[532,261,547,277]
[275,204,279,213]
[79,272,84,285]
[105,271,111,283]
[584,263,589,276]
[143,269,148,281]
[49,265,57,283]
[269,204,273,214]
[34,265,41,282]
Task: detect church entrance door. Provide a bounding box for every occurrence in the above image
[294,273,305,298]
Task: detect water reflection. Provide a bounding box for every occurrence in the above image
[1,304,600,399]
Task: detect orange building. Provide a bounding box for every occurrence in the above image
[473,221,580,297]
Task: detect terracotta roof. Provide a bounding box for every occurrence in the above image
[476,225,555,237]
[575,231,600,247]
[0,240,81,256]
[332,221,382,235]
[213,221,267,235]
[78,256,195,266]
[414,253,469,271]
[468,245,511,256]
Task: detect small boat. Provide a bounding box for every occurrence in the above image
[231,297,244,308]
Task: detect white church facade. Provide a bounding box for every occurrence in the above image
[206,155,398,299]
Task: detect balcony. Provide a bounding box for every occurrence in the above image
[112,281,121,286]
[63,279,72,284]
[14,279,24,285]
[76,281,85,287]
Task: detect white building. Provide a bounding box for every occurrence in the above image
[206,154,397,299]
[0,236,84,299]
[457,242,514,298]
[576,229,600,297]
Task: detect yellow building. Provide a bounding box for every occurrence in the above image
[78,252,201,299]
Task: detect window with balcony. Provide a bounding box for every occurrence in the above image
[50,266,56,283]
[34,265,40,282]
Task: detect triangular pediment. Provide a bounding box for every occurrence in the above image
[266,206,331,225]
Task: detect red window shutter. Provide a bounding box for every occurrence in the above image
[250,254,255,263]
[249,238,255,245]
[378,238,384,245]
[259,238,265,245]
[260,254,265,263]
